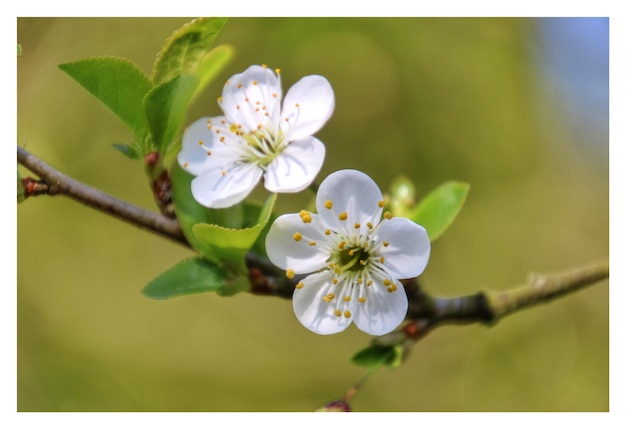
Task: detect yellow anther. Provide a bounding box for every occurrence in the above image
[299,210,312,223]
[383,241,390,247]
[229,123,238,133]
[325,229,331,235]
[323,295,331,303]
[215,129,220,134]
[183,162,188,168]
[220,119,226,124]
[237,83,243,88]
[327,293,335,299]
[309,241,317,246]
[338,241,346,250]
[262,64,267,68]
[225,80,230,85]
[343,310,352,318]
[275,68,281,74]
[383,279,392,286]
[379,256,385,263]
[272,93,278,98]
[334,309,342,317]
[359,260,367,265]
[384,211,393,219]
[285,117,289,122]
[332,278,338,285]
[357,278,363,284]
[324,200,333,209]
[348,249,355,256]
[358,297,366,303]
[197,140,203,145]
[295,103,300,108]
[286,269,295,279]
[293,232,303,242]
[354,223,361,229]
[217,96,223,103]
[295,282,304,289]
[367,222,374,229]
[219,136,225,142]
[367,280,373,286]
[252,80,258,86]
[206,150,212,156]
[257,124,262,129]
[343,296,351,302]
[221,170,227,176]
[338,212,348,221]
[378,200,385,208]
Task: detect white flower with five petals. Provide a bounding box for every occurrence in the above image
[178,65,335,208]
[265,170,431,336]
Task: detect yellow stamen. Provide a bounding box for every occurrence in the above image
[383,279,392,286]
[324,200,333,209]
[332,278,338,285]
[299,210,312,223]
[309,241,317,246]
[325,229,331,235]
[286,269,295,279]
[367,222,374,229]
[183,162,188,168]
[378,200,385,208]
[343,296,351,302]
[354,223,361,229]
[338,212,348,221]
[384,211,393,219]
[383,241,390,247]
[295,282,304,289]
[343,310,352,318]
[293,232,302,242]
[327,293,335,300]
[338,241,346,250]
[334,309,342,317]
[358,297,366,303]
[379,256,385,263]
[197,140,203,145]
[367,280,373,286]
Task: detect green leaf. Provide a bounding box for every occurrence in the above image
[142,257,226,300]
[151,17,229,85]
[143,74,198,153]
[59,57,152,144]
[192,193,276,274]
[412,181,470,242]
[351,345,403,369]
[188,44,234,102]
[111,142,142,160]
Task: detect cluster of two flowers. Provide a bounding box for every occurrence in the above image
[178,65,430,336]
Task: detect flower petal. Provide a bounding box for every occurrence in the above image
[374,218,431,279]
[293,271,352,335]
[220,65,282,131]
[264,137,325,193]
[265,213,330,273]
[178,116,241,176]
[316,169,384,234]
[190,161,263,209]
[352,277,408,336]
[281,75,335,141]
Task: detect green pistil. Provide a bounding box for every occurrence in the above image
[335,247,369,274]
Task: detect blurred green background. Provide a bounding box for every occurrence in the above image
[17,18,608,411]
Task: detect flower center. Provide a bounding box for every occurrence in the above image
[336,246,369,273]
[243,126,287,168]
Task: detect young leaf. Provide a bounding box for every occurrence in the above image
[351,345,402,369]
[143,74,198,153]
[151,17,229,86]
[191,193,277,275]
[59,57,152,144]
[111,142,142,160]
[142,257,226,300]
[412,181,470,242]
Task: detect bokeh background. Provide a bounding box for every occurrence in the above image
[17,18,609,411]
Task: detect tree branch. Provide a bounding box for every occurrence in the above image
[17,145,187,246]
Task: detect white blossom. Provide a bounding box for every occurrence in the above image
[178,65,334,208]
[266,170,431,335]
